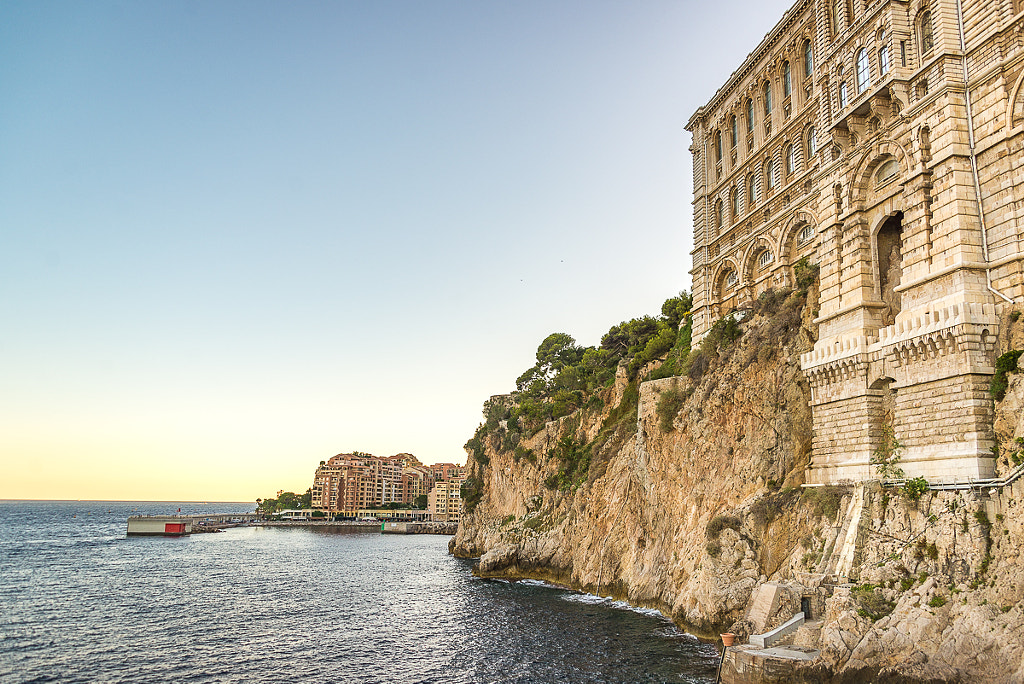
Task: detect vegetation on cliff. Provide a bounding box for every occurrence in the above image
[454,274,1024,682]
[463,291,694,491]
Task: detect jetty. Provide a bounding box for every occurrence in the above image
[380,521,458,535]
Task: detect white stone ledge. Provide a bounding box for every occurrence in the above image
[750,612,805,648]
[801,301,998,371]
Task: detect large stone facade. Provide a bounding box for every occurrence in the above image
[687,0,1024,484]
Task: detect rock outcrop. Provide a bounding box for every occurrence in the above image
[451,291,1024,683]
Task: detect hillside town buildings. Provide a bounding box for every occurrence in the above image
[687,0,1024,484]
[311,452,465,520]
[426,480,464,524]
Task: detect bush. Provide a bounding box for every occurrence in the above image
[464,427,489,466]
[545,435,592,492]
[928,595,947,608]
[461,477,484,512]
[803,485,845,520]
[902,476,929,501]
[991,350,1023,401]
[656,386,687,433]
[852,584,895,621]
[705,514,742,540]
[749,487,800,527]
[793,256,819,292]
[513,446,536,464]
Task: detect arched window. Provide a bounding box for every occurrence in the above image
[765,159,776,191]
[879,31,890,75]
[725,270,738,288]
[804,39,814,78]
[875,158,900,185]
[731,186,739,220]
[764,81,773,116]
[730,115,738,149]
[746,99,755,134]
[919,11,934,55]
[856,48,870,92]
[831,0,841,35]
[783,61,792,97]
[807,127,818,156]
[785,144,796,176]
[799,223,815,243]
[748,174,758,206]
[714,130,723,162]
[839,81,849,108]
[758,249,774,270]
[714,199,724,230]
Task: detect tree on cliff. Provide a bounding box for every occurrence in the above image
[463,292,694,462]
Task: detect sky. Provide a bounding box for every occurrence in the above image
[0,0,795,502]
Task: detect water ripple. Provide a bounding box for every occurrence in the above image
[0,501,717,683]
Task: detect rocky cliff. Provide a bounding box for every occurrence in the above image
[451,288,1024,683]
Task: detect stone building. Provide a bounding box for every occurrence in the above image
[686,0,1024,483]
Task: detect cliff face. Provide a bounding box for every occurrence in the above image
[452,293,1024,683]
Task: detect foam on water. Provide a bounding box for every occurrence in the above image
[0,501,720,683]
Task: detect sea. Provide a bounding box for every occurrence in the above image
[0,501,720,684]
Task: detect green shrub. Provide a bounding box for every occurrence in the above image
[803,485,845,520]
[464,426,489,466]
[928,595,947,608]
[991,350,1024,401]
[544,435,591,492]
[852,584,895,621]
[705,514,742,540]
[461,477,484,512]
[656,386,687,433]
[749,488,800,527]
[903,477,929,501]
[794,256,820,292]
[871,426,905,480]
[974,510,991,528]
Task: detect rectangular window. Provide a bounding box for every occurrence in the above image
[900,41,907,67]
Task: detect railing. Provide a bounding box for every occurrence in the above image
[883,460,1024,492]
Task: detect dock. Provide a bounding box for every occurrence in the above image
[380,521,458,535]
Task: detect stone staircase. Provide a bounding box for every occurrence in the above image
[824,484,865,582]
[791,620,823,649]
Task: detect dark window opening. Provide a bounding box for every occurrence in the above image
[877,211,904,326]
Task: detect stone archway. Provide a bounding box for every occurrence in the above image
[876,211,904,326]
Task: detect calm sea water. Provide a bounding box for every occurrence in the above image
[0,501,718,684]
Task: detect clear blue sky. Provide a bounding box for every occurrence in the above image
[0,0,795,501]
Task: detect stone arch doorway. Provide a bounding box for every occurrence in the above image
[869,376,898,473]
[876,211,904,326]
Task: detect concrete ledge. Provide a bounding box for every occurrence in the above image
[721,644,820,684]
[749,612,805,648]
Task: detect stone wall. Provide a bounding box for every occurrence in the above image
[687,0,1024,485]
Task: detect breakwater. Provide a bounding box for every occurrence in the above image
[256,520,458,535]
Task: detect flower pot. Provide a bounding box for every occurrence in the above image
[720,632,736,647]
